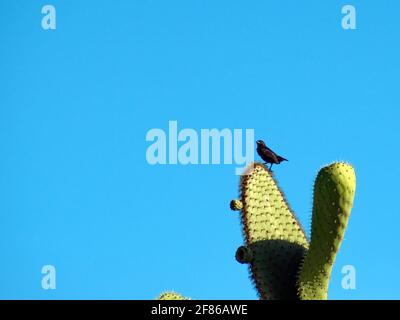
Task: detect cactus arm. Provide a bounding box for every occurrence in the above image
[231,162,309,300]
[298,162,356,300]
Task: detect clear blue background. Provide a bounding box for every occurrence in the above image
[0,0,399,299]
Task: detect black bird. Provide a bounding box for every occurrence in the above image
[256,140,288,171]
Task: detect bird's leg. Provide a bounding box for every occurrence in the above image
[269,163,273,171]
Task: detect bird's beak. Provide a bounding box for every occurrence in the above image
[256,140,261,145]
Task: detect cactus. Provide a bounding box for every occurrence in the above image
[157,161,356,300]
[157,292,189,300]
[231,162,356,300]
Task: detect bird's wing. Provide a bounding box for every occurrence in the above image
[265,146,274,152]
[264,148,279,163]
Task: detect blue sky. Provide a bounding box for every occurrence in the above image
[0,1,399,299]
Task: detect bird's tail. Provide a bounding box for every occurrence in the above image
[277,156,288,162]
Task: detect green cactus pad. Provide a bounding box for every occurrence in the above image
[235,162,309,299]
[157,292,189,300]
[298,162,356,300]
